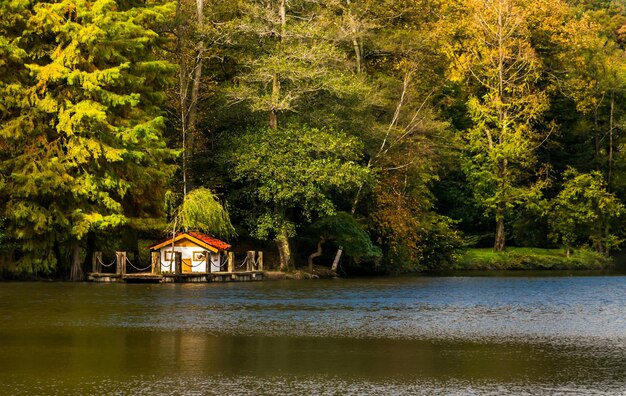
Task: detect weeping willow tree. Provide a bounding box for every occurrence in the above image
[166,187,235,239]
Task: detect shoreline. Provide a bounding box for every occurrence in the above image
[0,248,620,281]
[455,247,613,271]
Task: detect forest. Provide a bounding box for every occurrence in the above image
[1,0,626,279]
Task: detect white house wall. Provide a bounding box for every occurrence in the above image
[158,246,222,273]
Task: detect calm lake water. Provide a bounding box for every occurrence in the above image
[1,274,626,395]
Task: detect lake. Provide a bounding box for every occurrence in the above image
[1,274,625,395]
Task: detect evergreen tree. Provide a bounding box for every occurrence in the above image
[0,0,176,278]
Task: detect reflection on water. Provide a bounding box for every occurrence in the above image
[1,275,625,394]
[6,375,626,396]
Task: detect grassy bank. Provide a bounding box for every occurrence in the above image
[457,247,613,270]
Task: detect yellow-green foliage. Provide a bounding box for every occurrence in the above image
[169,188,236,239]
[0,0,176,274]
[548,168,624,253]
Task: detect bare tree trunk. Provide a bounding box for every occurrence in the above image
[277,233,292,271]
[494,158,507,252]
[594,106,600,172]
[331,247,343,272]
[494,213,506,252]
[177,0,189,197]
[308,237,325,273]
[608,90,614,190]
[70,240,83,281]
[82,231,95,275]
[493,5,507,254]
[270,75,279,129]
[345,0,362,74]
[566,244,571,258]
[187,0,205,158]
[269,0,286,129]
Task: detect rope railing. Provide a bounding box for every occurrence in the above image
[220,253,228,271]
[95,250,260,275]
[160,259,173,272]
[125,256,152,272]
[189,260,205,268]
[237,256,248,269]
[97,256,117,268]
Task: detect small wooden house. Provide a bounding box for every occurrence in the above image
[150,232,231,274]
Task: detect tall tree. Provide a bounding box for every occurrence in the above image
[452,0,549,251]
[220,125,370,270]
[548,168,624,255]
[227,0,367,130]
[171,0,215,196]
[0,0,176,278]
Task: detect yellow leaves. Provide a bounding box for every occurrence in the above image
[71,100,107,126]
[103,146,125,162]
[70,210,127,238]
[29,62,67,94]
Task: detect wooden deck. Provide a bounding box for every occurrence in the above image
[88,271,264,283]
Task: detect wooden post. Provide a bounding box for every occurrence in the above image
[174,251,182,275]
[205,251,211,273]
[151,252,160,275]
[92,252,102,274]
[228,251,234,273]
[246,251,255,271]
[116,251,126,275]
[166,249,173,273]
[257,251,263,271]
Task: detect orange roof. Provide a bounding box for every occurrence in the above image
[150,232,231,252]
[187,232,231,250]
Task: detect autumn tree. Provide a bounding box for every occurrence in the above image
[452,0,549,251]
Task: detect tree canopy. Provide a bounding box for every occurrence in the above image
[3,0,626,277]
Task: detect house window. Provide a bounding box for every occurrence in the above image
[164,250,176,261]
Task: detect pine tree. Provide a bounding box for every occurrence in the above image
[0,0,176,278]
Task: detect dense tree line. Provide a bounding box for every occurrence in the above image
[1,0,626,278]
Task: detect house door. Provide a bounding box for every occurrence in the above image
[182,258,192,273]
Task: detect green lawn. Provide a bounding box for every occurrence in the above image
[457,247,612,270]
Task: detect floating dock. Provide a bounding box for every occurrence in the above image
[87,249,264,283]
[88,271,264,283]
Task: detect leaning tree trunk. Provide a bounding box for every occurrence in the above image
[308,237,325,273]
[70,240,84,281]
